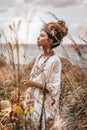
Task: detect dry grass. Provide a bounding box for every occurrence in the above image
[0,57,87,130]
[0,15,87,129]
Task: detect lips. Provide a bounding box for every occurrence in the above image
[37,40,40,46]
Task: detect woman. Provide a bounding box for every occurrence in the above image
[21,20,68,129]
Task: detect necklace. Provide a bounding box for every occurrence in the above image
[37,52,54,69]
[30,55,51,79]
[37,50,54,65]
[30,52,54,79]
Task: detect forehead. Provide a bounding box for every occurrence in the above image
[40,30,48,36]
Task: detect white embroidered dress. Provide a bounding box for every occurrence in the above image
[28,54,61,124]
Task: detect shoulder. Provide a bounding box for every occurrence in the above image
[51,55,61,64]
[48,55,61,74]
[52,55,61,71]
[47,55,61,70]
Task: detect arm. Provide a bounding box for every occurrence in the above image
[20,56,43,89]
[20,80,42,89]
[20,80,49,93]
[28,80,43,89]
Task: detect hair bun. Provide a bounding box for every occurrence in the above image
[42,19,68,48]
[57,20,68,37]
[57,20,65,26]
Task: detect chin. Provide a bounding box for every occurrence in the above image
[37,43,40,46]
[37,42,41,46]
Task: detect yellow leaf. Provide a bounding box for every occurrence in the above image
[14,105,24,114]
[30,106,34,114]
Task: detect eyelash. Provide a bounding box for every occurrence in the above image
[40,34,44,37]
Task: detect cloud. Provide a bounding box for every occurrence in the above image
[0,0,87,44]
[0,0,15,6]
[83,0,87,4]
[24,0,34,3]
[0,0,16,11]
[0,0,84,12]
[32,0,82,7]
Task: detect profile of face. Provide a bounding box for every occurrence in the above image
[37,31,53,48]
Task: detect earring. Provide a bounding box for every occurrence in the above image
[47,48,50,53]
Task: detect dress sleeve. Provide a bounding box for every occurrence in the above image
[46,57,61,97]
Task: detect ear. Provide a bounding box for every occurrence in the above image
[48,39,53,45]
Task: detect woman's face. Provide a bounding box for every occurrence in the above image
[37,31,52,47]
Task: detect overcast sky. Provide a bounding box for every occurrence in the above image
[0,0,87,44]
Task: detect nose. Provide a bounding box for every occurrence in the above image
[37,37,39,40]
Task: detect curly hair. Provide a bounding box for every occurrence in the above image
[41,20,68,48]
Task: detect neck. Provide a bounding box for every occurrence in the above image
[43,47,54,57]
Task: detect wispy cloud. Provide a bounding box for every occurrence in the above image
[32,0,83,7]
[0,0,87,44]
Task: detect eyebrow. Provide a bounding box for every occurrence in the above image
[40,33,45,36]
